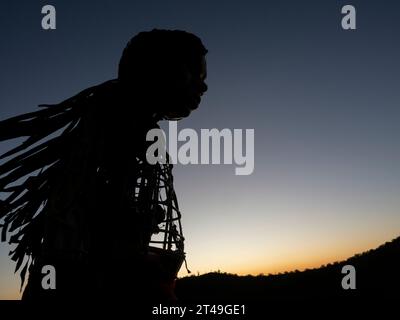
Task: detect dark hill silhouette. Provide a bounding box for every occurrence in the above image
[176,236,400,301]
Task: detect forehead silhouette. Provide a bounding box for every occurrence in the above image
[118,29,207,81]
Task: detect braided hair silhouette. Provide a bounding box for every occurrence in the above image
[0,29,207,301]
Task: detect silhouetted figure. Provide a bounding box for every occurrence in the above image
[0,29,207,302]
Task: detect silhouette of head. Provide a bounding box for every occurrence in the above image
[118,29,208,120]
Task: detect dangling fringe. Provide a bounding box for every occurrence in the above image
[0,80,117,286]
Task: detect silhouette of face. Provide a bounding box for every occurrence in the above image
[162,55,207,120]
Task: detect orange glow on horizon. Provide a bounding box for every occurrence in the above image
[179,232,399,278]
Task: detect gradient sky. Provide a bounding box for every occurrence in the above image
[1,0,400,299]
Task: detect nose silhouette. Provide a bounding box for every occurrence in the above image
[200,82,208,95]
